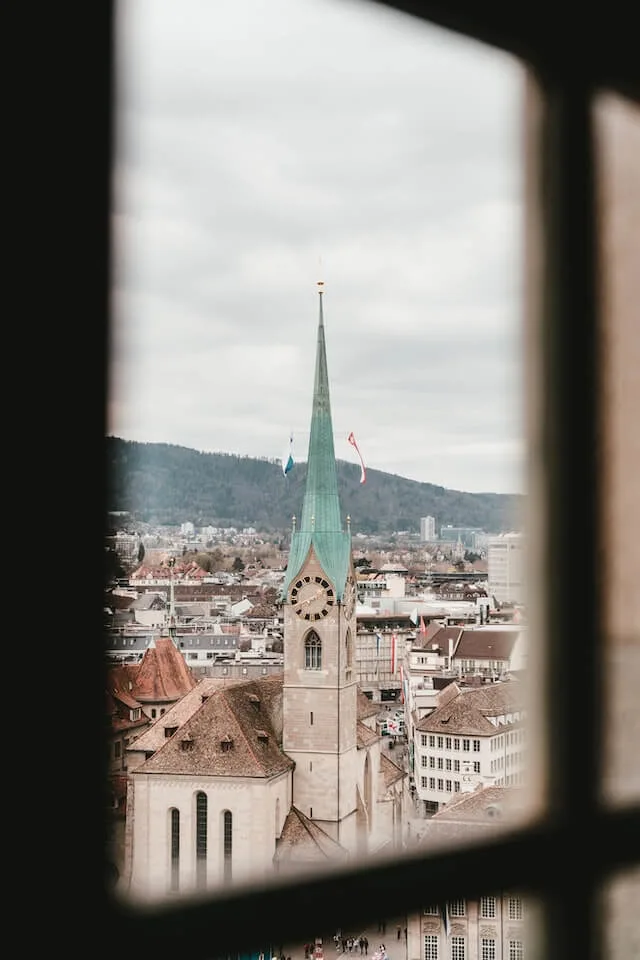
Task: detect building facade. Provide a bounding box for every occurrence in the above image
[487,534,524,604]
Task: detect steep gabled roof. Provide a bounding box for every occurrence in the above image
[415,680,523,736]
[133,637,198,703]
[273,807,349,864]
[133,676,292,779]
[379,752,405,789]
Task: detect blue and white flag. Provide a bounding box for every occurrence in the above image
[282,433,294,476]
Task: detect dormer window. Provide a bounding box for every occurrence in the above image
[180,736,194,751]
[256,730,269,743]
[220,735,233,752]
[165,725,178,738]
[248,693,261,708]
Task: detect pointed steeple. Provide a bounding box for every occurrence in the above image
[300,284,342,534]
[281,283,351,600]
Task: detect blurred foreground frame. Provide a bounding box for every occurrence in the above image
[101,2,640,959]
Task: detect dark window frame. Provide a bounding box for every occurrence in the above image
[96,2,640,959]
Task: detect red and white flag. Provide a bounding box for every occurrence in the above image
[347,432,367,484]
[419,615,427,636]
[390,632,397,674]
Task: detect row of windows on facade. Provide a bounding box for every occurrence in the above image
[420,731,525,751]
[421,735,482,751]
[420,756,482,773]
[425,896,523,919]
[424,936,523,960]
[169,793,233,892]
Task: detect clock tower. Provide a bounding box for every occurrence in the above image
[281,283,360,851]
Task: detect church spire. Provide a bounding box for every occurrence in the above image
[281,282,351,600]
[299,282,342,534]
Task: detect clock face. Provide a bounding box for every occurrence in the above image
[290,575,335,620]
[343,577,356,618]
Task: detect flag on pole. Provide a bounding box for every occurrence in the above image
[399,662,405,703]
[409,607,418,625]
[390,632,397,674]
[282,433,294,476]
[419,615,427,637]
[347,432,367,484]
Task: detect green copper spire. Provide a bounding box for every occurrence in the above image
[281,284,351,600]
[299,285,342,534]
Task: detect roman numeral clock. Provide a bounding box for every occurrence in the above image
[290,576,335,621]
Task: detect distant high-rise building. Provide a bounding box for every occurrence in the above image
[420,516,436,541]
[487,532,524,603]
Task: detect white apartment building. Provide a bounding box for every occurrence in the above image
[412,681,527,815]
[487,533,525,604]
[420,516,436,542]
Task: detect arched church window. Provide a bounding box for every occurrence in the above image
[195,791,207,889]
[222,809,232,882]
[170,807,180,892]
[304,631,322,670]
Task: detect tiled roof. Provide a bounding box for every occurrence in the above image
[414,786,529,849]
[453,628,520,661]
[357,687,379,720]
[133,637,198,703]
[433,785,526,821]
[273,807,349,863]
[128,678,235,752]
[134,676,292,779]
[379,752,405,788]
[412,626,462,652]
[357,720,379,748]
[415,680,523,736]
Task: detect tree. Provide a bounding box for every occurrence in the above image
[232,556,245,572]
[137,542,145,564]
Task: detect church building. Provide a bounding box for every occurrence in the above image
[122,286,405,903]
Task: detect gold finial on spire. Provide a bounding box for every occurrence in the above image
[292,514,297,532]
[317,255,324,295]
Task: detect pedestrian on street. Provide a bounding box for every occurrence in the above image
[397,925,402,940]
[363,937,368,955]
[341,939,347,954]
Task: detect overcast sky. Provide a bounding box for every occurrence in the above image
[109,0,526,495]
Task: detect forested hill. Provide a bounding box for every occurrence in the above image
[106,437,523,536]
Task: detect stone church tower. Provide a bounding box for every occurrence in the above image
[280,283,361,852]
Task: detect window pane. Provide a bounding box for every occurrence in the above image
[601,867,640,960]
[596,91,640,806]
[109,0,529,904]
